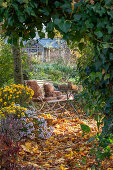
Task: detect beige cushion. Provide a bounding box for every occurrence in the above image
[26,80,42,98]
[58,84,68,90]
[68,82,78,91]
[43,83,55,97]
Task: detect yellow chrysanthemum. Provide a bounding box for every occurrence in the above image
[0,98,2,102]
[4,102,7,105]
[11,102,15,105]
[21,112,25,116]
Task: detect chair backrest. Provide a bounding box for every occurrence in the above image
[36,79,53,88]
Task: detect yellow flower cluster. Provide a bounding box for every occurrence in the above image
[0,104,27,118]
[0,84,34,107]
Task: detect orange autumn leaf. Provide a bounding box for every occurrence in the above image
[80,152,86,157]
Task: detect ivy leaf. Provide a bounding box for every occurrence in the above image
[61,3,72,13]
[54,1,61,7]
[107,10,113,18]
[25,7,33,16]
[82,159,86,164]
[47,22,54,31]
[109,53,113,60]
[7,16,14,26]
[54,18,61,25]
[104,63,110,72]
[73,14,81,22]
[94,31,103,38]
[12,3,18,11]
[105,0,113,7]
[104,74,110,80]
[89,72,96,80]
[61,3,70,10]
[4,10,8,18]
[85,20,94,29]
[103,43,111,49]
[16,0,23,4]
[18,15,25,23]
[106,26,113,34]
[96,72,102,80]
[58,21,71,33]
[80,124,91,133]
[42,8,49,16]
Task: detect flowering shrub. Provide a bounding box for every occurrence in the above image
[22,106,54,140]
[0,105,35,141]
[0,84,34,108]
[34,117,54,139]
[0,105,54,141]
[0,103,27,118]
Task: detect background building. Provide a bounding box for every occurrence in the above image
[22,38,71,63]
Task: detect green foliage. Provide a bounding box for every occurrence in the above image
[0,37,14,87]
[80,123,91,136]
[0,36,36,87]
[31,61,79,84]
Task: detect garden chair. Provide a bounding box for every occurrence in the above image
[24,80,78,116]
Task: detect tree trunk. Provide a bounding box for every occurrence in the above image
[12,39,23,84]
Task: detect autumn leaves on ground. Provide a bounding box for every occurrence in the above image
[0,84,113,170]
[17,110,112,170]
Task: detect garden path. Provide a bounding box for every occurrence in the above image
[18,108,113,170]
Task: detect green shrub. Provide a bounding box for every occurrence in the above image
[47,69,62,81]
[31,61,79,84]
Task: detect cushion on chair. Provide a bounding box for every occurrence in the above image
[68,82,78,91]
[58,84,68,90]
[43,83,55,97]
[27,80,43,98]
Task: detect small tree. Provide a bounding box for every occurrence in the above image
[0,0,51,84]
